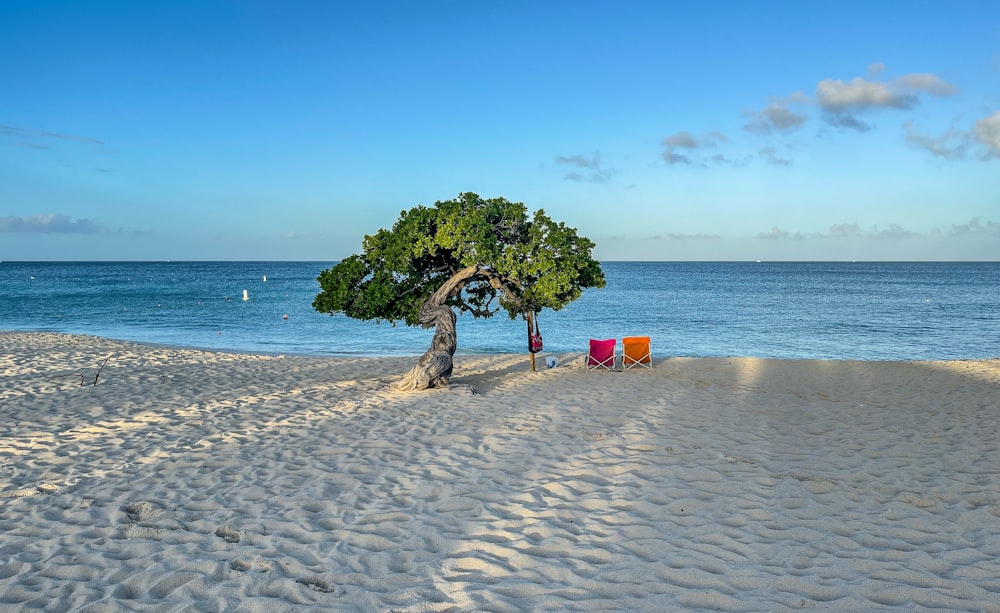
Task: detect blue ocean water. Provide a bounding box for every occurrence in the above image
[1,261,998,361]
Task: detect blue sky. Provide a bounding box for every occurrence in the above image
[2,0,999,261]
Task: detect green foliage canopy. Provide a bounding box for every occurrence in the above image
[313,193,606,326]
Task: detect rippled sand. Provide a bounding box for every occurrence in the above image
[2,331,999,612]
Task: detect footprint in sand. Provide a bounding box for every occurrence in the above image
[230,558,272,573]
[215,525,242,543]
[0,483,59,498]
[297,574,339,593]
[122,501,154,522]
[120,500,185,538]
[900,492,939,509]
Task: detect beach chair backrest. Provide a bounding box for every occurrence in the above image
[587,338,617,371]
[622,336,652,369]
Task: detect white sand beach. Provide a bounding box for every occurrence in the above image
[2,331,1000,612]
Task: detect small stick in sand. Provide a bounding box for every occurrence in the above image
[80,354,113,386]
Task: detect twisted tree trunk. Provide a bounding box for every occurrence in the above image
[394,266,480,391]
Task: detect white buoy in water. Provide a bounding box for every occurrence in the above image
[263,275,267,282]
[242,289,249,301]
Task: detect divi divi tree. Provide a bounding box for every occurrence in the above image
[313,193,605,391]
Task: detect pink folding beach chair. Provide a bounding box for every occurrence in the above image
[587,338,617,371]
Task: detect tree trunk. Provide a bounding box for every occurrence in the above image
[394,266,478,391]
[527,311,536,372]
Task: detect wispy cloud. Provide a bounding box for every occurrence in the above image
[867,62,887,78]
[555,152,618,182]
[758,147,791,166]
[666,232,721,240]
[0,124,103,146]
[744,97,809,134]
[757,223,921,241]
[903,122,969,159]
[610,232,721,242]
[283,231,321,240]
[829,223,863,238]
[661,130,728,166]
[0,214,100,234]
[662,151,693,166]
[897,73,959,97]
[119,227,155,237]
[709,153,752,167]
[1,124,113,172]
[973,111,1000,158]
[824,113,874,133]
[904,110,1000,160]
[663,130,728,148]
[757,226,804,240]
[873,224,920,239]
[949,217,1000,236]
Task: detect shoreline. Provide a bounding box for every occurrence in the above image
[0,328,432,360]
[4,329,997,364]
[2,331,1000,611]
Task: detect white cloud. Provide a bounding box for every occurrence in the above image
[874,224,920,239]
[757,226,801,240]
[555,152,618,182]
[755,223,921,241]
[973,111,1000,158]
[744,102,808,134]
[826,113,873,132]
[898,73,959,97]
[709,153,752,167]
[817,77,918,112]
[758,147,791,166]
[663,131,698,148]
[903,122,969,159]
[816,70,958,132]
[904,110,1000,160]
[667,233,721,240]
[661,131,729,166]
[0,214,99,234]
[867,62,887,77]
[662,130,727,149]
[828,223,863,238]
[662,151,692,165]
[283,231,320,240]
[949,218,1000,236]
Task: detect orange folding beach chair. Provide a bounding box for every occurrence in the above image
[587,338,617,371]
[622,336,652,370]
